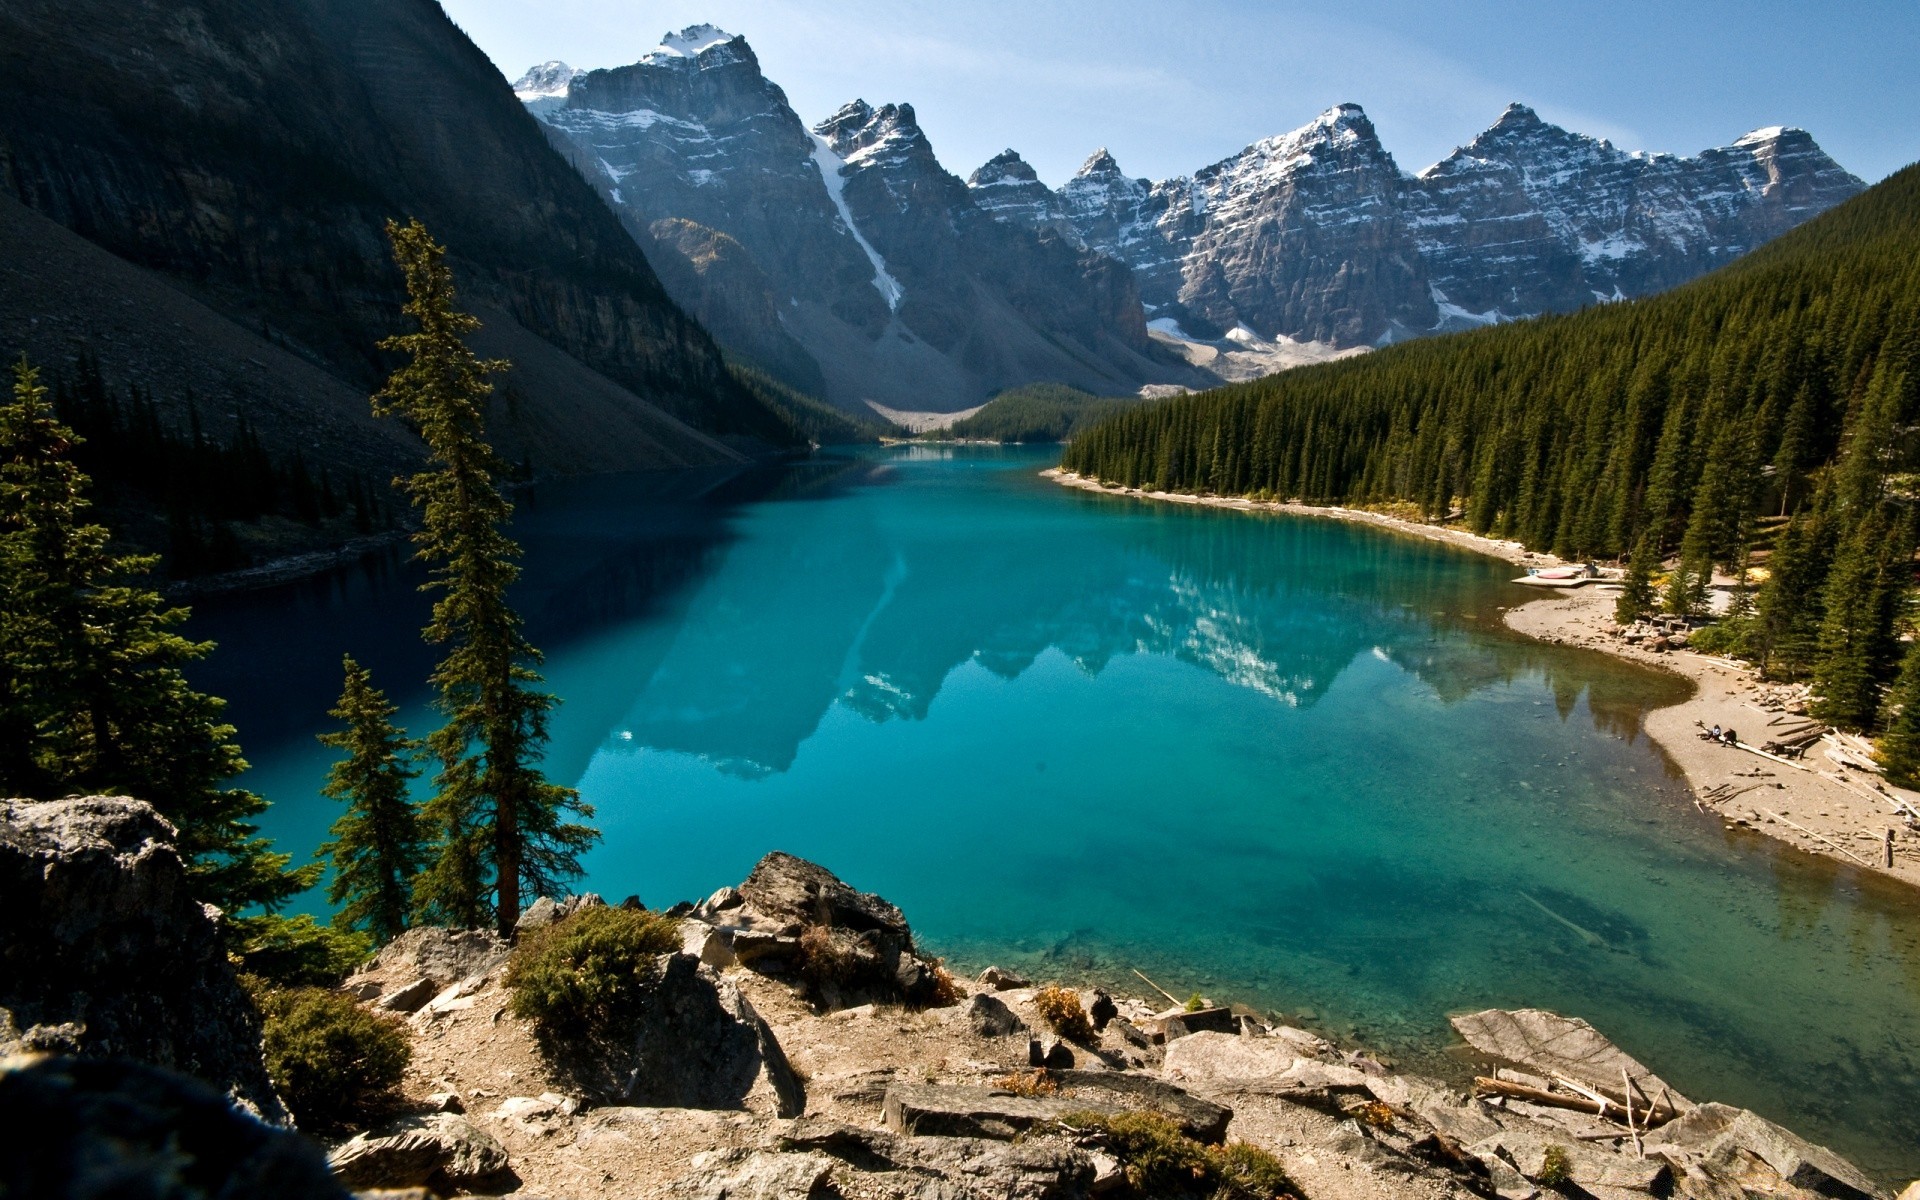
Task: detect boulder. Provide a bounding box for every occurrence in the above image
[546,953,804,1117]
[979,965,1032,991]
[1029,1036,1076,1069]
[667,1148,835,1200]
[1468,1128,1669,1192]
[1158,1006,1237,1040]
[513,893,607,934]
[885,1082,1118,1140]
[0,1054,346,1199]
[1081,988,1117,1031]
[1647,1103,1886,1200]
[373,978,437,1014]
[961,992,1028,1038]
[723,852,947,1008]
[327,1112,513,1192]
[1162,1032,1370,1101]
[738,851,910,938]
[1450,1009,1691,1110]
[1047,1070,1231,1143]
[776,1118,1094,1200]
[352,926,509,992]
[680,919,739,969]
[0,797,287,1122]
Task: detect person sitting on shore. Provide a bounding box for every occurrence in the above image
[1723,727,1739,747]
[1710,724,1723,742]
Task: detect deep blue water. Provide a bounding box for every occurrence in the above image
[190,446,1920,1180]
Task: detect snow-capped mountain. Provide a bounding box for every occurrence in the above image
[516,28,1201,413]
[979,103,1864,346]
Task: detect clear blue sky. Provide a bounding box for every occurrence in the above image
[441,0,1916,186]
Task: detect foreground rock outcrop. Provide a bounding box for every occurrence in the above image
[680,851,953,1009]
[0,1055,344,1200]
[0,797,285,1122]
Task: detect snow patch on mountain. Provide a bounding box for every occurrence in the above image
[645,24,736,61]
[1147,317,1363,382]
[513,60,582,100]
[809,133,903,311]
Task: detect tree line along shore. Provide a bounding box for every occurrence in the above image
[1061,164,1920,782]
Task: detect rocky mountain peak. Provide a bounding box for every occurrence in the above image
[969,149,1039,187]
[642,23,742,65]
[968,149,1066,230]
[1075,148,1128,179]
[1490,101,1545,131]
[814,101,928,165]
[512,60,581,101]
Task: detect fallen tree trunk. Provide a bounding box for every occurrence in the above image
[1472,1077,1679,1127]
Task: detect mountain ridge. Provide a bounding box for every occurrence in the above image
[518,28,1209,415]
[996,101,1864,346]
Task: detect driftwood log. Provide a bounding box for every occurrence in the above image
[1473,1076,1680,1128]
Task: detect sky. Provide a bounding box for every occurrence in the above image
[439,0,1918,187]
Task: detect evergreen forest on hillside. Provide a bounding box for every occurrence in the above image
[1064,165,1920,743]
[935,384,1134,443]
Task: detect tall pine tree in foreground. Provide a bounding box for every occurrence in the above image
[0,356,315,913]
[373,219,596,934]
[317,656,426,944]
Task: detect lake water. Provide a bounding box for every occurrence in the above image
[190,445,1920,1180]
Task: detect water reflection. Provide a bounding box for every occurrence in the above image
[186,446,1920,1182]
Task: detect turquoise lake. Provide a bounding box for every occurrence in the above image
[190,445,1920,1180]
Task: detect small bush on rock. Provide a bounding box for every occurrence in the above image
[992,1068,1058,1097]
[506,906,681,1039]
[1034,985,1096,1043]
[257,986,409,1132]
[1062,1110,1297,1200]
[926,962,962,1008]
[1538,1144,1572,1187]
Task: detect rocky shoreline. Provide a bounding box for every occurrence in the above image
[2,796,1909,1200]
[1044,469,1920,890]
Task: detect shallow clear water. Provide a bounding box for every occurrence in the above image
[192,446,1920,1180]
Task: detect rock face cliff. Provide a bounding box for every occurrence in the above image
[0,797,286,1123]
[978,103,1864,347]
[0,0,789,475]
[520,28,1203,414]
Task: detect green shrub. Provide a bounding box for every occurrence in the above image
[230,913,374,988]
[1184,991,1207,1013]
[1034,985,1096,1043]
[1687,617,1753,657]
[506,906,681,1039]
[1538,1143,1572,1186]
[1061,1110,1297,1200]
[257,986,409,1132]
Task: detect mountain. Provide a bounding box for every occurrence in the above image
[0,0,798,489]
[981,103,1865,347]
[518,28,1206,415]
[1063,163,1920,563]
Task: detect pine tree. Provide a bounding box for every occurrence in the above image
[1875,639,1920,788]
[1810,510,1901,729]
[316,656,427,944]
[0,356,317,917]
[373,219,597,934]
[1615,533,1657,625]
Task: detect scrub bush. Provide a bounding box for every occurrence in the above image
[506,906,681,1039]
[256,986,409,1132]
[1033,985,1096,1043]
[1061,1110,1297,1200]
[1538,1144,1573,1186]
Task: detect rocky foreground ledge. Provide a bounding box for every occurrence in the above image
[2,797,1909,1200]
